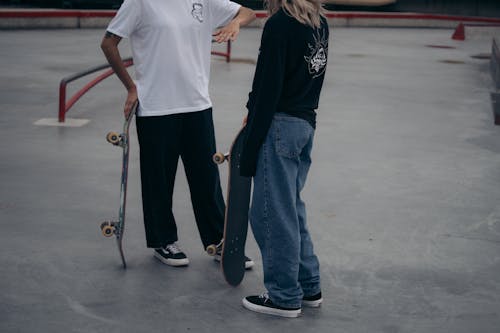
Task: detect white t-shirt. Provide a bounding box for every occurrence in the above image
[107,0,241,117]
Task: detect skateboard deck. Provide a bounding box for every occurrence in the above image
[207,126,251,286]
[100,102,138,269]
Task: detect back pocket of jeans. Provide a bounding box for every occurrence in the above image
[273,117,311,159]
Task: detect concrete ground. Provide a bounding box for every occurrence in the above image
[1,27,499,332]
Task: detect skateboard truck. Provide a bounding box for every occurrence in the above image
[106,131,127,147]
[206,239,224,256]
[100,220,121,237]
[213,152,229,164]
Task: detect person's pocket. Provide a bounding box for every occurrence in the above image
[273,115,312,159]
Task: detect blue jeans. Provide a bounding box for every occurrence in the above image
[249,113,321,309]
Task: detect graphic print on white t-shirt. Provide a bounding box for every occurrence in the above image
[191,2,204,22]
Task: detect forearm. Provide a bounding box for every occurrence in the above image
[213,7,256,43]
[241,78,283,176]
[100,32,136,92]
[240,107,275,177]
[232,7,256,27]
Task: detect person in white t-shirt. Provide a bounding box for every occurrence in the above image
[101,0,256,267]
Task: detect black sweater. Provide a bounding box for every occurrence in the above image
[240,9,329,177]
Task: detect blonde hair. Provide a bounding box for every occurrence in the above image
[265,0,325,28]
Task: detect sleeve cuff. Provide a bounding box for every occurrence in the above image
[106,28,129,39]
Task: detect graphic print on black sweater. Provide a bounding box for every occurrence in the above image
[304,29,328,78]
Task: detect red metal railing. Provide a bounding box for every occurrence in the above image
[58,57,133,122]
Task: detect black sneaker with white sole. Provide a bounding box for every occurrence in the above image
[302,292,323,307]
[213,250,254,270]
[154,243,189,267]
[242,294,301,318]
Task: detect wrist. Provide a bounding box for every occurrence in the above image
[126,84,137,93]
[234,8,255,27]
[230,18,242,28]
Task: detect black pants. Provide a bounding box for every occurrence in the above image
[136,108,225,249]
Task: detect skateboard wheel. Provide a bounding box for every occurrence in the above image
[206,244,218,256]
[106,132,121,145]
[213,152,226,164]
[100,221,115,237]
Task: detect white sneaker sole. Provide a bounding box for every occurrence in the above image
[242,298,301,318]
[214,255,255,270]
[244,259,255,270]
[302,298,323,308]
[154,252,189,267]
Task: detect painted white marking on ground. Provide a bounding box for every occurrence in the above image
[34,118,90,127]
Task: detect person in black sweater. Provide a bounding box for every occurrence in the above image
[240,0,329,318]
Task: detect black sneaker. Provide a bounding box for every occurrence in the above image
[302,292,323,308]
[154,243,189,267]
[242,293,301,318]
[213,249,254,269]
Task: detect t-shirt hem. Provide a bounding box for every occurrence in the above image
[137,103,213,117]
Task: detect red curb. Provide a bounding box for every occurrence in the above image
[324,12,500,23]
[1,10,500,24]
[0,10,115,18]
